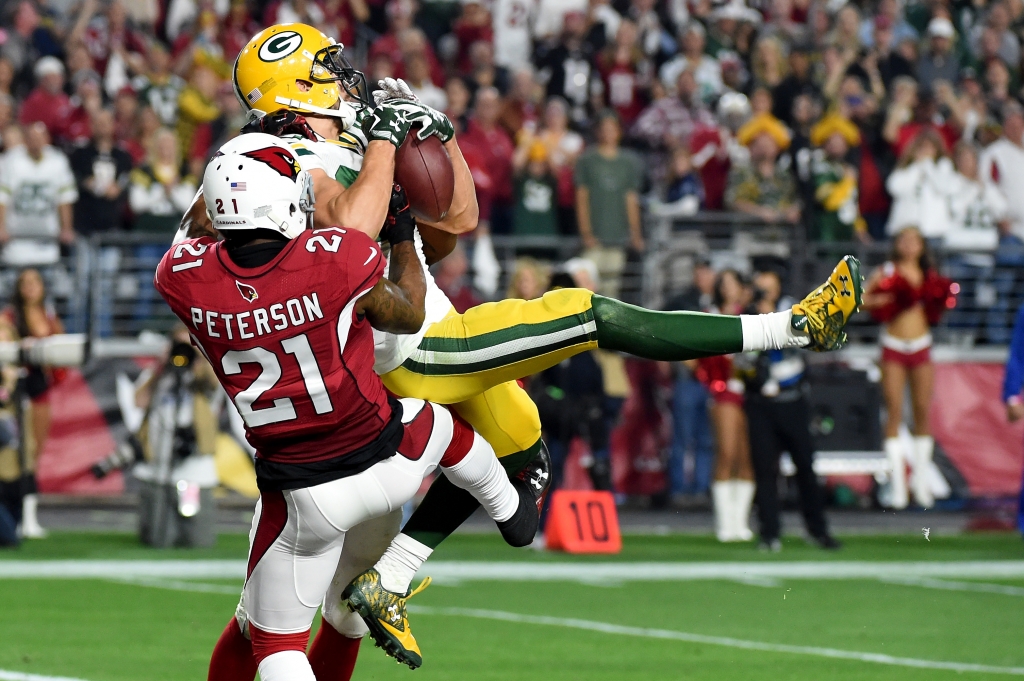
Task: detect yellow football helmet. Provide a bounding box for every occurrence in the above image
[232,23,368,128]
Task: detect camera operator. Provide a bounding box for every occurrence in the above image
[94,324,220,547]
[738,270,840,552]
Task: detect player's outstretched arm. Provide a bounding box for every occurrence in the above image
[312,139,396,237]
[418,137,478,235]
[357,240,425,333]
[356,187,426,334]
[174,189,217,243]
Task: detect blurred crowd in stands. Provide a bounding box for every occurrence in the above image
[2,0,1024,271]
[3,0,1024,535]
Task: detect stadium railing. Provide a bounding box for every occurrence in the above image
[0,224,1010,348]
[645,210,1023,346]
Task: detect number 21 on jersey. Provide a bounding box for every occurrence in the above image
[223,333,333,427]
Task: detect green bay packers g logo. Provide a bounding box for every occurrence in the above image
[258,31,303,62]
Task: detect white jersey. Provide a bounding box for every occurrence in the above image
[286,132,456,376]
[0,146,77,266]
[492,0,536,69]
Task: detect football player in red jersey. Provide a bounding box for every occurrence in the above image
[155,134,537,680]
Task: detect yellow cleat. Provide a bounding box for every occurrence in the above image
[342,568,432,669]
[791,255,863,351]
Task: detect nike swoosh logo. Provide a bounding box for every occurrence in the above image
[364,247,376,266]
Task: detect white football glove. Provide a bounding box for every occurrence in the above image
[372,77,420,106]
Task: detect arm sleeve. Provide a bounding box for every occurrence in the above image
[290,142,328,174]
[1003,304,1024,403]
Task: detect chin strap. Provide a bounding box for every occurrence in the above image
[272,97,357,131]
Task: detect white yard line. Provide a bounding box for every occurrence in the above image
[2,560,1024,583]
[0,670,92,681]
[409,606,1024,676]
[879,576,1024,597]
[105,577,240,595]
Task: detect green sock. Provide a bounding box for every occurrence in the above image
[592,295,743,361]
[402,439,542,549]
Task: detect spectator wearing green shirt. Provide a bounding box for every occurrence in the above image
[574,110,645,297]
[512,139,559,236]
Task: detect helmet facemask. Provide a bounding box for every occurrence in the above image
[311,44,373,109]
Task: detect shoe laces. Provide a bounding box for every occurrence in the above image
[405,576,431,600]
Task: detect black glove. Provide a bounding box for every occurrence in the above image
[240,110,318,141]
[382,184,416,244]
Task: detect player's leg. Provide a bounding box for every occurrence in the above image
[342,398,536,669]
[311,510,404,681]
[881,359,909,509]
[208,614,257,681]
[908,358,936,508]
[208,495,267,681]
[382,257,862,405]
[248,435,457,680]
[400,381,546,550]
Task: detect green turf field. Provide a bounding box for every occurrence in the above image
[1,532,1023,681]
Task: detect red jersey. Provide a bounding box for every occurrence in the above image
[155,229,399,490]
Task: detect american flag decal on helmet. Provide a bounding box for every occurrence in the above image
[246,88,262,104]
[231,182,246,191]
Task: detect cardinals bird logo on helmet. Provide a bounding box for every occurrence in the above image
[243,147,302,180]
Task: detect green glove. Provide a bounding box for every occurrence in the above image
[361,102,414,147]
[400,102,455,143]
[372,78,455,143]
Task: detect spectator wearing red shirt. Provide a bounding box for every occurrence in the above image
[433,242,484,313]
[321,0,372,51]
[892,91,959,157]
[370,0,445,85]
[63,71,104,148]
[597,20,648,128]
[219,0,262,62]
[498,68,541,139]
[452,0,494,74]
[459,87,516,233]
[18,57,72,143]
[73,0,147,82]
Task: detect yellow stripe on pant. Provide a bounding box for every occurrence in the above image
[381,289,597,458]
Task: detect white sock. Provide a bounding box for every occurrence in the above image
[733,480,755,541]
[740,311,810,351]
[911,436,935,508]
[884,438,908,509]
[257,650,315,681]
[711,481,733,541]
[441,435,519,523]
[375,533,433,593]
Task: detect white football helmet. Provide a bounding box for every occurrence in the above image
[203,133,315,240]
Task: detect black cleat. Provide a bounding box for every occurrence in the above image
[497,477,540,547]
[516,440,552,514]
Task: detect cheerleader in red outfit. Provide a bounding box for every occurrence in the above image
[697,270,755,541]
[863,227,956,509]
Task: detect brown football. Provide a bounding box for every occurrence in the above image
[394,129,455,223]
